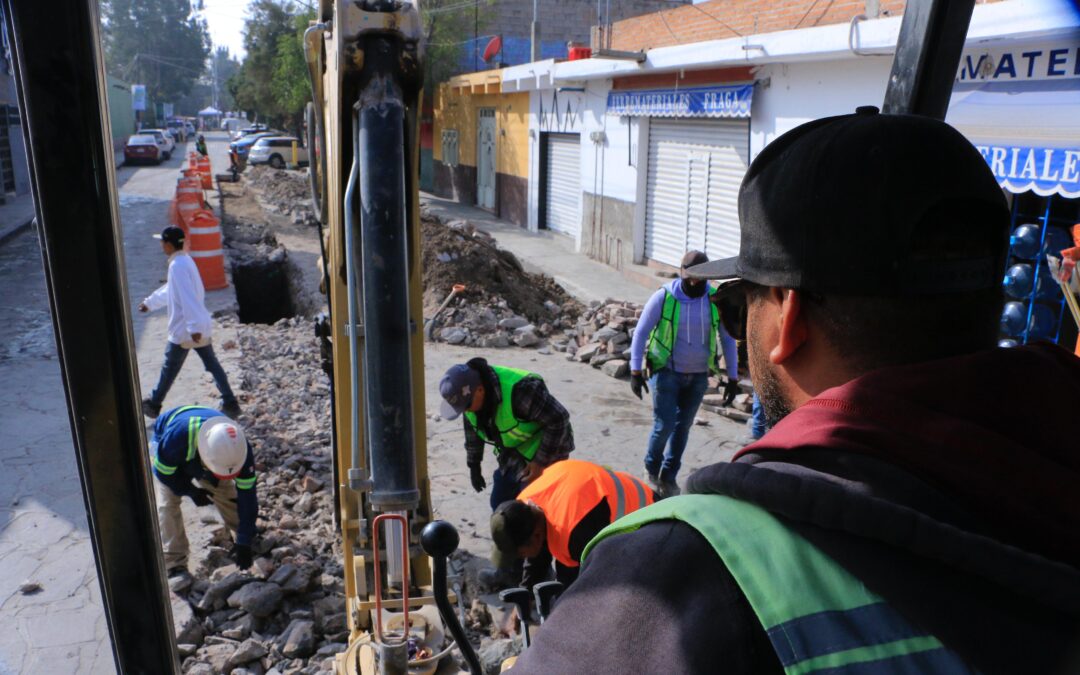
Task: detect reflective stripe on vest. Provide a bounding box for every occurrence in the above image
[153,406,204,476]
[521,460,655,568]
[646,288,720,374]
[464,365,544,462]
[584,494,974,675]
[235,475,257,490]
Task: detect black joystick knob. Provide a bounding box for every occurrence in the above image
[421,520,460,558]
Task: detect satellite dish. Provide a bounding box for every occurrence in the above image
[482,35,503,63]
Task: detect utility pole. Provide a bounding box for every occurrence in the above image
[530,0,540,62]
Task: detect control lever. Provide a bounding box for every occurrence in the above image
[498,587,533,648]
[420,521,482,674]
[532,581,564,623]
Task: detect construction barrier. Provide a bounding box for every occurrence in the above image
[184,209,227,290]
[197,155,213,189]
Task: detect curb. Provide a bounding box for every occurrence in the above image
[0,216,34,246]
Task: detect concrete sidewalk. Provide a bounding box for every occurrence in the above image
[0,193,35,245]
[421,192,660,306]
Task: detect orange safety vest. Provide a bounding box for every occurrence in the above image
[518,459,655,568]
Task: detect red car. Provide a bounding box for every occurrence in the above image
[124,134,162,165]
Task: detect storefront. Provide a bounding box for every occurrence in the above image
[608,83,753,268]
[947,37,1080,349]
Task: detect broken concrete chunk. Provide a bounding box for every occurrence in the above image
[227,581,283,618]
[279,619,316,659]
[498,316,529,330]
[227,638,268,668]
[601,359,630,379]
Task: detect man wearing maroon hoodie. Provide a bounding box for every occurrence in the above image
[510,108,1080,674]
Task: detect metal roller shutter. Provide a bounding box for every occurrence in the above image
[645,118,749,267]
[544,133,581,236]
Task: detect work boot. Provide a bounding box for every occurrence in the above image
[478,567,516,593]
[142,398,161,419]
[220,399,242,420]
[643,469,660,490]
[657,469,681,498]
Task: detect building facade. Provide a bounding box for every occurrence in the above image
[0,3,31,202]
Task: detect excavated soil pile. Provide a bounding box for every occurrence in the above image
[421,217,582,349]
[245,166,315,226]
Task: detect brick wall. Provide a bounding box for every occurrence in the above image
[607,0,919,52]
[484,0,687,50]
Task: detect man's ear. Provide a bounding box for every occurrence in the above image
[769,289,808,365]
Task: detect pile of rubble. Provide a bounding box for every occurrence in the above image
[555,300,642,379]
[244,166,317,226]
[171,315,344,675]
[421,216,582,348]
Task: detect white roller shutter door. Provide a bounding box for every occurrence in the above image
[645,118,749,267]
[544,133,581,237]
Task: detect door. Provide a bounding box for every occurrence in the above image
[542,133,581,236]
[644,118,749,267]
[477,108,496,210]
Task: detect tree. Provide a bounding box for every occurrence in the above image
[231,0,297,127]
[101,0,210,104]
[422,0,496,94]
[212,47,242,112]
[272,10,316,136]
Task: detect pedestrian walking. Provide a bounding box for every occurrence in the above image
[139,225,241,419]
[629,250,739,497]
[150,405,258,576]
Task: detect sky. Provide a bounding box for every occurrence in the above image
[198,0,252,59]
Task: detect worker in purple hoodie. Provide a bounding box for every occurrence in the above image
[629,250,739,497]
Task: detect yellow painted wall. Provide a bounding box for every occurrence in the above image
[433,84,529,179]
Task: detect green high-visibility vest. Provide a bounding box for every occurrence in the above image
[645,288,720,375]
[584,494,974,674]
[464,365,543,462]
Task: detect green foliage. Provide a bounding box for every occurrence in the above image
[272,10,316,132]
[101,0,210,104]
[423,0,496,93]
[229,0,311,131]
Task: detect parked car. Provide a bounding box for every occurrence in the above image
[231,124,269,141]
[229,131,278,161]
[124,134,162,165]
[166,120,187,142]
[247,136,309,169]
[142,128,175,160]
[184,121,196,137]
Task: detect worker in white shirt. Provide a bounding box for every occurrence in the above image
[138,226,241,419]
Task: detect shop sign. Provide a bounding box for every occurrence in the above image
[132,84,146,111]
[976,144,1080,198]
[607,83,753,118]
[957,39,1080,83]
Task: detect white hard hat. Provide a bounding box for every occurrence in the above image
[196,417,248,478]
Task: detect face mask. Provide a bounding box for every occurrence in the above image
[681,277,706,298]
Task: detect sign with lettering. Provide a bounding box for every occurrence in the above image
[976,144,1080,198]
[607,84,753,118]
[956,40,1080,83]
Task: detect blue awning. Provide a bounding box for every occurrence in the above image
[947,79,1080,198]
[607,83,753,119]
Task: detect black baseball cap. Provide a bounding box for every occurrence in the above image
[687,106,1010,295]
[153,225,185,247]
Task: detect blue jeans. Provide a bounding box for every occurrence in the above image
[644,369,709,481]
[149,341,237,407]
[748,393,769,440]
[489,465,526,511]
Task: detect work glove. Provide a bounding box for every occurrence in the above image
[188,488,213,507]
[630,372,649,400]
[469,464,486,493]
[722,378,741,407]
[231,543,253,570]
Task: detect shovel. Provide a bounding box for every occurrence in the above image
[424,283,466,341]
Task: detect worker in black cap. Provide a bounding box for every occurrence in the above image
[628,249,740,497]
[510,108,1080,673]
[139,225,241,419]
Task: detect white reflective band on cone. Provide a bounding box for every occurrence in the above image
[190,249,224,258]
[188,226,220,234]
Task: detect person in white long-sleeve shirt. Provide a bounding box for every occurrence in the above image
[138,226,240,419]
[628,250,739,497]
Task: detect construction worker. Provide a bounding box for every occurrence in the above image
[150,405,258,577]
[490,459,656,589]
[439,358,574,509]
[629,249,740,497]
[509,109,1080,673]
[195,134,208,157]
[139,225,241,419]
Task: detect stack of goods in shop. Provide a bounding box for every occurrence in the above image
[999,210,1079,348]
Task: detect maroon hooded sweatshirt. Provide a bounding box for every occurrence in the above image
[512,344,1080,675]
